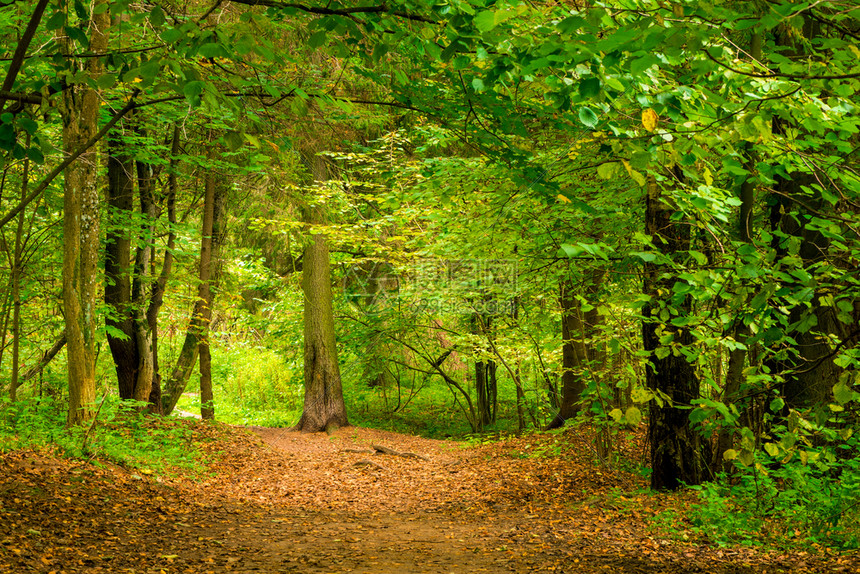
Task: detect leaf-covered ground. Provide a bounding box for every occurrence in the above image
[1,423,857,573]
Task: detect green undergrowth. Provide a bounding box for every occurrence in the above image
[0,395,214,477]
[648,455,860,553]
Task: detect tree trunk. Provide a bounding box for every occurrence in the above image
[105,130,138,399]
[197,162,225,421]
[20,332,66,385]
[473,313,497,429]
[9,141,30,402]
[104,126,162,408]
[62,1,109,425]
[294,157,349,432]
[643,174,710,490]
[145,125,181,414]
[547,278,589,429]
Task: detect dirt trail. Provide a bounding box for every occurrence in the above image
[1,424,856,573]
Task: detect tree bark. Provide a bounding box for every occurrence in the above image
[105,130,138,400]
[546,278,589,429]
[643,174,710,490]
[9,141,31,402]
[62,1,109,425]
[145,125,182,414]
[197,160,225,421]
[294,156,349,432]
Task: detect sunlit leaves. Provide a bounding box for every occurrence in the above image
[578,107,598,128]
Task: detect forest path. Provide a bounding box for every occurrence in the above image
[1,424,854,573]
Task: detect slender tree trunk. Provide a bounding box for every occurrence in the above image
[105,130,138,399]
[197,162,223,421]
[20,332,66,385]
[643,174,710,490]
[547,278,589,429]
[716,31,760,468]
[160,131,230,416]
[295,156,348,432]
[145,125,181,413]
[62,1,109,425]
[130,157,157,404]
[9,144,30,401]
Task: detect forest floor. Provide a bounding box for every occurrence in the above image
[1,422,858,573]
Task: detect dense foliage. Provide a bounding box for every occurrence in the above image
[0,0,858,550]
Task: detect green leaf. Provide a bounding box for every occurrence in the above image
[769,397,785,412]
[96,73,116,89]
[17,117,38,135]
[161,27,183,44]
[578,78,600,98]
[149,5,165,27]
[833,380,854,405]
[689,250,707,265]
[558,244,581,258]
[596,162,616,179]
[26,147,45,164]
[471,78,485,92]
[308,30,327,49]
[223,130,244,151]
[474,11,498,32]
[578,106,598,128]
[183,81,206,104]
[625,406,642,426]
[474,9,515,33]
[45,11,65,30]
[197,43,227,58]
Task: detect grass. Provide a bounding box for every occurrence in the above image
[0,395,214,476]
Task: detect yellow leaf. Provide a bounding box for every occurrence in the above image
[642,108,658,131]
[622,160,647,186]
[557,194,571,204]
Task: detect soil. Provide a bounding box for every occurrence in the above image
[1,423,857,573]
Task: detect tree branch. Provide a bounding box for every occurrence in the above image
[0,0,50,106]
[226,0,436,23]
[0,92,139,230]
[704,48,860,80]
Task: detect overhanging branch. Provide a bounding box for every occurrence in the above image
[226,0,437,23]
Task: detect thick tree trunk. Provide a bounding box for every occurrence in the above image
[62,2,109,425]
[768,174,844,409]
[643,174,710,490]
[295,156,349,432]
[295,214,349,432]
[295,208,349,431]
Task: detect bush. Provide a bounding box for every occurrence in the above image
[690,435,860,550]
